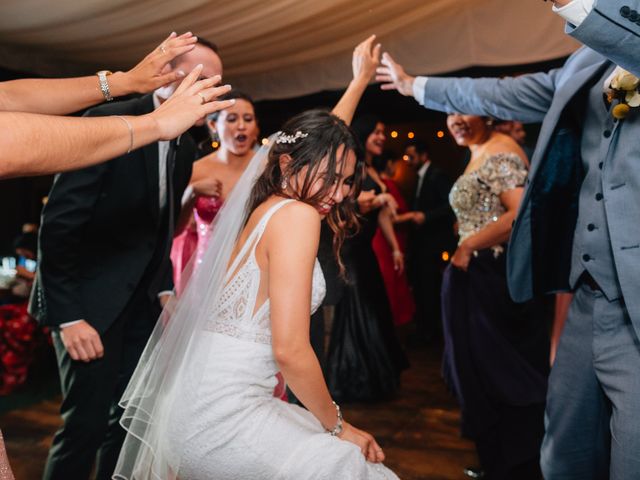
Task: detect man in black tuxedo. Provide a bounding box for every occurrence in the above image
[404,140,456,343]
[29,39,223,480]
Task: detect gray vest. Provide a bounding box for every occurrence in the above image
[569,64,623,300]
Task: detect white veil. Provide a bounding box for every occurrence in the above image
[113,136,274,480]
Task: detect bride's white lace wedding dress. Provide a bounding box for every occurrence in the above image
[167,199,399,479]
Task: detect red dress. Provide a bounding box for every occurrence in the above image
[372,179,415,326]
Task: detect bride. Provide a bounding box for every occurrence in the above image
[113,36,399,479]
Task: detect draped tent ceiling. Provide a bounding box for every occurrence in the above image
[0,0,579,100]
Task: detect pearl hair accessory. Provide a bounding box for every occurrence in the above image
[275,130,309,144]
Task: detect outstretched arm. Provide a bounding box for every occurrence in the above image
[376,53,559,124]
[0,32,197,115]
[331,35,380,126]
[0,67,235,179]
[268,202,384,463]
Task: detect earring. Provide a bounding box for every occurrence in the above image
[281,176,288,190]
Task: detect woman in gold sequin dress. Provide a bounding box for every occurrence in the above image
[441,114,550,480]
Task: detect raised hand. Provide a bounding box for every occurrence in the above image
[120,32,199,95]
[148,65,235,141]
[376,52,416,96]
[352,34,381,83]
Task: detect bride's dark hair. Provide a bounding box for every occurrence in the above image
[247,109,363,274]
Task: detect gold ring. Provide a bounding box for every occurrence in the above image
[198,92,206,105]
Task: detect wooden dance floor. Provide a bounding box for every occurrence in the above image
[1,344,477,479]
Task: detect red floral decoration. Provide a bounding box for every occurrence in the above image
[0,304,44,395]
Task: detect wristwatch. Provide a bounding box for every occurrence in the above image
[96,70,113,102]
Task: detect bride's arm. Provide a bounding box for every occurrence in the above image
[331,35,380,126]
[265,202,385,463]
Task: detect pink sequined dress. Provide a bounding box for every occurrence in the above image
[171,196,223,294]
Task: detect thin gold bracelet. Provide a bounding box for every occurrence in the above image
[115,115,134,154]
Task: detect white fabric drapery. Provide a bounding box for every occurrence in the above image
[0,0,579,100]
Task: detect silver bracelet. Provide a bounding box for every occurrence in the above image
[328,401,343,436]
[115,115,134,154]
[96,70,113,102]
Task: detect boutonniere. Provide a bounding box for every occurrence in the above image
[605,66,640,120]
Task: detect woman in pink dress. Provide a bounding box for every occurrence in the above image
[171,90,259,293]
[371,153,421,326]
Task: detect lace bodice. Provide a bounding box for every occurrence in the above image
[206,200,326,344]
[450,152,527,252]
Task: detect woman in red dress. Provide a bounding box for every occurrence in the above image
[371,154,421,326]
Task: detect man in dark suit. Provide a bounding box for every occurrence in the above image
[29,38,223,480]
[404,140,456,343]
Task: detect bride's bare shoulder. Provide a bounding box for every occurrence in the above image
[275,200,320,228]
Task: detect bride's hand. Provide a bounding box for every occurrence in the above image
[338,422,385,463]
[352,35,381,83]
[376,52,415,97]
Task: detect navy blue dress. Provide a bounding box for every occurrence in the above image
[442,153,550,480]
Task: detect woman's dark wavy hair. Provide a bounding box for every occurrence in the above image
[246,109,364,274]
[207,89,255,122]
[351,114,382,162]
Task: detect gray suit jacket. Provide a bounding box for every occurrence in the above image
[419,1,640,328]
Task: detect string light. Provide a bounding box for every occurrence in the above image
[442,251,450,262]
[437,131,445,138]
[402,155,409,161]
[390,131,398,138]
[407,132,415,139]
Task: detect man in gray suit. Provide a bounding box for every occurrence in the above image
[378,1,640,478]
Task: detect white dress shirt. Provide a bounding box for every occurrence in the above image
[152,93,169,212]
[415,160,431,198]
[553,0,595,27]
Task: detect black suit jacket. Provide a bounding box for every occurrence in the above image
[411,164,456,259]
[29,94,195,333]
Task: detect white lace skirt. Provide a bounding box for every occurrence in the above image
[167,332,399,479]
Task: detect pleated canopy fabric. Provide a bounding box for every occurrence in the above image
[0,0,579,100]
